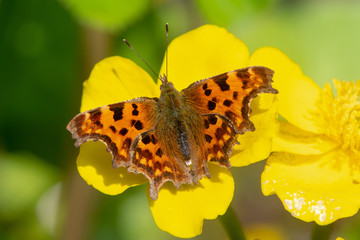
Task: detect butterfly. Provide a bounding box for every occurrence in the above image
[67,24,277,200]
[67,64,277,200]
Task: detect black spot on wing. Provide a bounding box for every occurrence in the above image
[204,89,212,96]
[204,119,210,129]
[132,110,139,116]
[131,103,139,115]
[205,134,212,143]
[207,101,216,110]
[241,80,249,89]
[156,148,163,157]
[119,128,128,136]
[109,126,116,133]
[233,91,238,100]
[223,99,233,107]
[208,115,217,125]
[109,104,124,121]
[214,75,230,91]
[134,121,143,130]
[141,135,151,145]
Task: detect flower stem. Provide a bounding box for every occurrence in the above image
[218,205,246,240]
[311,223,334,240]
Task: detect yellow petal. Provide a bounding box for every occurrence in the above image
[231,93,279,166]
[249,47,322,133]
[262,151,360,225]
[148,163,234,238]
[80,56,159,112]
[273,120,338,155]
[77,142,147,195]
[159,25,249,90]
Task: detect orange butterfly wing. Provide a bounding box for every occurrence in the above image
[67,97,193,200]
[66,97,157,168]
[182,66,277,168]
[129,130,192,200]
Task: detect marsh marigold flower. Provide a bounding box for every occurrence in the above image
[250,47,360,225]
[74,25,278,237]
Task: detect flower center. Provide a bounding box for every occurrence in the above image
[315,79,360,175]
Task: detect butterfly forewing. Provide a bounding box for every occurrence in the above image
[182,66,277,166]
[66,97,157,168]
[182,66,277,132]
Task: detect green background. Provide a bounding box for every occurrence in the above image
[1,0,359,239]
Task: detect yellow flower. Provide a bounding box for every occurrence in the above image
[250,47,360,225]
[74,25,278,237]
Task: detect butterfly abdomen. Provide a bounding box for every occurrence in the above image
[174,119,191,161]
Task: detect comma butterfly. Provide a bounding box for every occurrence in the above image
[67,25,278,200]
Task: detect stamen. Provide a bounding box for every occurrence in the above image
[315,79,360,151]
[314,79,360,179]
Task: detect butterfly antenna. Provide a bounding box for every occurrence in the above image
[165,23,169,81]
[123,39,161,81]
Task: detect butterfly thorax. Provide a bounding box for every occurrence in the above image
[159,82,182,111]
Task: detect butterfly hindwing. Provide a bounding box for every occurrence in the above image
[129,130,192,200]
[202,114,238,168]
[66,97,157,168]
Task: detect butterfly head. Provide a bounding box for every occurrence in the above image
[160,73,168,84]
[159,74,174,91]
[158,73,183,109]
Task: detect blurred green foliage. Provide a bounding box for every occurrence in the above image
[0,153,58,240]
[195,0,279,26]
[1,0,360,239]
[61,0,151,31]
[229,2,360,88]
[0,153,57,220]
[0,0,79,166]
